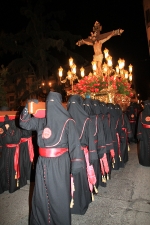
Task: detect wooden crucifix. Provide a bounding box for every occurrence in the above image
[76,21,124,75]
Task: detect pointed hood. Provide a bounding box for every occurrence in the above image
[140,100,150,124]
[67,95,89,137]
[42,91,71,146]
[107,103,115,117]
[83,98,95,115]
[90,99,101,115]
[114,104,122,118]
[143,100,150,114]
[99,101,109,115]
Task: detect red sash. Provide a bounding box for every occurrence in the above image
[142,123,150,129]
[116,132,121,161]
[99,153,110,182]
[20,137,34,162]
[81,146,97,193]
[70,174,75,208]
[39,147,68,157]
[99,153,109,175]
[140,113,150,129]
[6,143,20,179]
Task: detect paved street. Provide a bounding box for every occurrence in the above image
[0,143,150,225]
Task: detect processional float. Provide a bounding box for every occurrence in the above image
[29,21,134,114]
[1,21,134,117]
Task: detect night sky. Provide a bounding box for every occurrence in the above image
[0,0,150,99]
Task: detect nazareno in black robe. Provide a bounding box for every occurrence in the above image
[0,121,6,194]
[126,102,138,143]
[114,104,132,167]
[19,92,85,225]
[19,128,33,187]
[67,95,96,214]
[120,111,133,164]
[114,104,125,168]
[83,98,100,188]
[83,98,108,186]
[1,117,22,193]
[137,100,150,167]
[17,107,34,184]
[93,100,114,180]
[107,103,122,170]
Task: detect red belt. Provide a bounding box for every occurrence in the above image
[142,124,150,128]
[116,133,121,161]
[99,153,109,175]
[81,146,96,193]
[129,120,136,123]
[6,143,20,179]
[39,147,68,157]
[20,137,34,162]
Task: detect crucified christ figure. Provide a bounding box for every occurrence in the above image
[76,21,124,75]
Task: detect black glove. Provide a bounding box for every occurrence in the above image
[28,99,38,104]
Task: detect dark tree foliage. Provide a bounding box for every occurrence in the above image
[0,0,86,107]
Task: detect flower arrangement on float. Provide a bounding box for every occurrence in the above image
[67,73,134,98]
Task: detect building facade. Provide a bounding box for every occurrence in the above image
[143,0,150,54]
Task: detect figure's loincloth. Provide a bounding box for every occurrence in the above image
[93,53,103,62]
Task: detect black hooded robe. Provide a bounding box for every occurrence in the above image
[120,112,132,164]
[93,101,114,180]
[16,107,34,185]
[67,95,96,214]
[0,122,6,194]
[19,92,84,225]
[83,98,107,186]
[107,103,122,170]
[19,128,34,187]
[137,100,150,167]
[1,118,22,193]
[126,103,138,143]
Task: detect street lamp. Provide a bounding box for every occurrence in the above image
[41,81,52,87]
[58,57,85,93]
